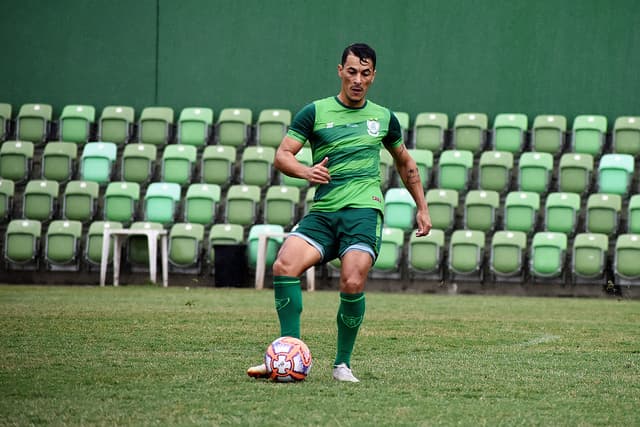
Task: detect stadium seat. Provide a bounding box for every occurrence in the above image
[44,219,82,271]
[98,106,135,145]
[61,180,99,223]
[452,113,488,154]
[201,145,236,186]
[22,179,59,222]
[612,116,640,156]
[571,115,607,157]
[426,188,458,232]
[160,144,197,185]
[17,103,52,144]
[394,111,410,143]
[121,143,157,184]
[544,192,581,235]
[4,219,41,270]
[571,233,608,283]
[529,232,567,280]
[597,153,634,195]
[143,182,181,226]
[557,153,593,194]
[168,223,205,273]
[138,106,174,145]
[247,223,285,269]
[627,194,640,234]
[413,112,448,153]
[240,146,276,187]
[0,103,11,141]
[127,221,164,269]
[503,191,540,234]
[0,179,15,222]
[585,193,621,236]
[58,104,95,144]
[517,151,553,194]
[264,185,300,228]
[384,187,416,232]
[225,184,261,226]
[531,114,567,155]
[448,229,485,280]
[371,227,404,277]
[0,140,34,183]
[103,181,140,225]
[216,108,252,147]
[84,221,123,268]
[407,228,445,279]
[491,113,528,154]
[281,145,312,188]
[256,109,291,147]
[183,183,221,226]
[177,107,213,148]
[208,223,244,265]
[614,234,640,284]
[404,148,433,189]
[379,149,394,189]
[437,150,473,191]
[41,142,77,183]
[489,230,527,280]
[463,190,500,232]
[477,151,513,193]
[80,142,117,184]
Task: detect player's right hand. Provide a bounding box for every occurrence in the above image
[307,157,331,184]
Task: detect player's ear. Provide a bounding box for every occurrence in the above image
[337,63,343,76]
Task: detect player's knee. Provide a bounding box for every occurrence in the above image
[272,257,296,277]
[340,273,366,294]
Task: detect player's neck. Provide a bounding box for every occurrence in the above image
[336,93,366,109]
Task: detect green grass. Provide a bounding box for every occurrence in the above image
[0,285,638,426]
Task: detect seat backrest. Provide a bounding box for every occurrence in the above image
[413,112,448,153]
[17,103,52,143]
[490,230,527,276]
[168,223,205,267]
[104,181,140,224]
[0,103,12,141]
[0,178,15,221]
[558,153,593,194]
[532,114,567,154]
[257,109,291,147]
[139,107,174,145]
[59,105,96,144]
[614,234,640,279]
[571,115,607,157]
[225,184,261,225]
[544,192,581,234]
[80,142,117,184]
[628,194,640,234]
[478,150,513,193]
[178,107,213,147]
[384,187,416,231]
[597,153,635,195]
[449,229,485,274]
[201,145,237,185]
[408,228,444,273]
[492,113,528,153]
[23,179,59,221]
[572,232,608,278]
[241,146,276,186]
[281,145,313,187]
[121,143,157,184]
[45,219,82,264]
[42,142,78,182]
[425,188,459,231]
[612,116,640,156]
[62,180,99,222]
[5,219,42,264]
[247,223,285,268]
[184,183,221,225]
[373,227,405,271]
[217,108,252,146]
[530,231,567,278]
[452,113,488,154]
[585,193,621,235]
[437,150,473,191]
[99,106,135,144]
[504,191,540,233]
[464,190,500,232]
[264,185,300,227]
[208,223,245,263]
[517,151,553,194]
[85,220,123,264]
[0,140,34,182]
[144,182,181,225]
[161,144,197,184]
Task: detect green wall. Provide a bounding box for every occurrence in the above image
[1,0,639,124]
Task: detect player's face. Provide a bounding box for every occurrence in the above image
[337,53,376,108]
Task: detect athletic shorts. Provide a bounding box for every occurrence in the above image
[289,208,383,263]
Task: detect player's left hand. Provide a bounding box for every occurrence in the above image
[415,209,432,237]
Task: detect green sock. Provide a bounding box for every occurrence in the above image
[334,292,365,367]
[274,276,302,338]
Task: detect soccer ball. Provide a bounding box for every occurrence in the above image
[265,336,313,382]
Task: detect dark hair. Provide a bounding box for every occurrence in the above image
[341,43,376,69]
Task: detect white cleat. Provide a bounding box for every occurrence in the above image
[247,362,269,379]
[332,363,360,382]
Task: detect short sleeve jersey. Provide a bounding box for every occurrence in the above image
[286,96,403,213]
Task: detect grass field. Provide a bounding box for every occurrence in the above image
[0,285,638,426]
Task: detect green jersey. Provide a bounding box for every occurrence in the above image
[286,96,402,213]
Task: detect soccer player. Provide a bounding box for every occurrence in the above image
[248,43,432,382]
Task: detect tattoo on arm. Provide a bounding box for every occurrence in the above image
[406,168,420,185]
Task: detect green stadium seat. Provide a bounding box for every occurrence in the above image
[264,185,300,228]
[531,114,567,155]
[84,221,123,268]
[426,188,458,232]
[0,140,34,183]
[384,187,416,232]
[257,109,291,147]
[437,149,473,191]
[407,228,445,279]
[612,116,640,156]
[240,146,276,187]
[58,104,95,144]
[80,142,117,184]
[530,232,567,280]
[208,223,244,265]
[0,103,12,141]
[463,190,500,232]
[216,108,252,147]
[127,221,164,268]
[17,103,52,144]
[183,183,221,226]
[22,179,59,222]
[492,113,528,154]
[103,182,140,225]
[247,223,285,269]
[379,149,394,189]
[0,179,15,222]
[177,107,213,148]
[571,115,607,157]
[503,191,540,234]
[597,153,634,195]
[201,145,236,186]
[44,219,82,271]
[160,144,197,185]
[489,230,527,279]
[168,223,205,273]
[517,151,553,194]
[614,234,640,284]
[394,111,410,143]
[121,143,157,184]
[478,150,513,193]
[448,229,485,279]
[571,233,608,283]
[98,106,135,145]
[62,180,99,223]
[138,106,174,145]
[544,192,581,235]
[558,153,593,194]
[225,184,261,226]
[413,112,448,153]
[627,195,640,234]
[371,227,405,277]
[452,113,488,154]
[4,219,41,270]
[144,182,181,226]
[41,142,77,183]
[585,193,621,236]
[281,145,312,188]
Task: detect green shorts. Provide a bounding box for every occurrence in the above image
[290,208,383,263]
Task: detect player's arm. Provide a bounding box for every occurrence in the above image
[274,136,330,184]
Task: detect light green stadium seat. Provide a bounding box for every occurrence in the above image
[492,113,528,153]
[84,221,123,267]
[437,150,473,191]
[168,223,205,272]
[517,151,553,194]
[558,153,593,194]
[138,107,174,146]
[628,195,640,234]
[503,191,540,234]
[531,114,567,155]
[571,115,607,157]
[372,227,405,275]
[247,223,285,269]
[216,108,252,147]
[530,232,567,279]
[452,113,488,154]
[4,219,41,269]
[17,103,52,144]
[127,221,164,267]
[544,192,581,235]
[44,219,82,270]
[394,111,410,143]
[404,148,433,189]
[0,140,34,183]
[413,112,448,153]
[225,184,261,226]
[103,181,140,225]
[384,187,416,232]
[449,229,485,278]
[80,142,117,184]
[597,153,634,195]
[183,183,221,226]
[58,104,95,144]
[614,234,640,284]
[379,148,394,189]
[478,151,513,193]
[144,182,181,226]
[257,109,291,148]
[264,185,300,228]
[0,179,15,222]
[0,103,12,141]
[161,144,197,185]
[464,190,500,232]
[281,145,312,188]
[23,179,59,222]
[585,193,621,236]
[407,228,445,278]
[178,107,213,148]
[241,146,276,187]
[201,145,236,186]
[612,116,640,156]
[208,223,244,265]
[98,106,134,145]
[490,230,527,279]
[572,233,608,282]
[62,180,99,223]
[426,188,458,232]
[121,143,157,184]
[42,142,78,183]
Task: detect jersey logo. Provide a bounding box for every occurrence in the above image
[326,122,334,128]
[367,119,380,136]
